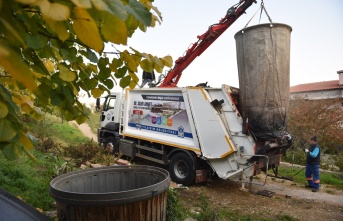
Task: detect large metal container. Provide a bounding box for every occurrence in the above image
[234,23,292,140]
[50,165,170,221]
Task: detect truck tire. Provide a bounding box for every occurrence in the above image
[169,152,196,186]
[104,136,118,154]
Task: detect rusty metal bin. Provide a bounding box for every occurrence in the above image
[49,165,170,221]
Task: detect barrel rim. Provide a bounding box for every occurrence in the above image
[234,23,292,39]
[49,165,171,206]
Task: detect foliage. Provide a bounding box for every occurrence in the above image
[0,0,173,159]
[63,140,101,165]
[166,188,187,221]
[287,98,343,154]
[333,152,343,172]
[87,111,101,134]
[277,165,343,189]
[0,151,55,211]
[27,114,90,146]
[192,192,217,221]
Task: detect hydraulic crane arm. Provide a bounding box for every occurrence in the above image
[159,0,256,88]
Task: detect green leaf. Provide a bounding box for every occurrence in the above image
[50,90,65,107]
[98,57,109,71]
[100,11,127,45]
[0,118,17,142]
[126,0,152,26]
[60,48,77,63]
[119,75,131,88]
[0,100,9,118]
[25,33,44,50]
[87,48,99,63]
[62,86,74,104]
[58,64,77,82]
[115,66,127,78]
[92,0,127,21]
[0,142,23,160]
[0,17,27,48]
[103,79,114,89]
[83,78,98,90]
[73,7,104,53]
[109,58,122,72]
[98,68,111,81]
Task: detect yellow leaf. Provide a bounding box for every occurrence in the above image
[101,11,127,45]
[140,59,153,72]
[91,88,104,98]
[20,132,34,151]
[153,56,163,68]
[72,85,79,95]
[73,7,104,53]
[34,0,70,21]
[129,80,138,89]
[0,44,37,91]
[71,0,91,8]
[126,56,138,72]
[43,60,55,72]
[21,103,33,115]
[128,71,139,83]
[76,115,88,124]
[0,101,8,118]
[163,55,173,67]
[154,65,163,74]
[58,64,76,82]
[15,0,37,4]
[45,19,69,41]
[88,64,98,73]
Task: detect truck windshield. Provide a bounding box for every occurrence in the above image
[103,96,116,111]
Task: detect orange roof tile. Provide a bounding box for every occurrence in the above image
[290,80,343,93]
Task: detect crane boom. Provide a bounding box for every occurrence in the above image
[159,0,256,88]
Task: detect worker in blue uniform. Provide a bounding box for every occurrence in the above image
[304,136,320,192]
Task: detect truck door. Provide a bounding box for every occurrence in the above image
[100,93,122,130]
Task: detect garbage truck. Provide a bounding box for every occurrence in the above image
[96,0,293,185]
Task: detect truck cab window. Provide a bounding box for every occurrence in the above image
[103,96,116,111]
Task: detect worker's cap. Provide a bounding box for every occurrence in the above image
[310,136,317,142]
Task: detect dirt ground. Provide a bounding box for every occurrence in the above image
[176,176,343,221]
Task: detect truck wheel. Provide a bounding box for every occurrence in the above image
[169,152,196,186]
[104,137,118,154]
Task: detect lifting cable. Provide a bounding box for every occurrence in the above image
[243,0,273,29]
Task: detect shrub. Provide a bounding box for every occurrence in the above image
[63,141,100,165]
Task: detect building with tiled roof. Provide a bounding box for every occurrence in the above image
[290,71,343,102]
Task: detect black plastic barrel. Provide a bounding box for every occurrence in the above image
[49,165,170,221]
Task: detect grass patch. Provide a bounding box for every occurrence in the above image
[0,151,54,211]
[277,165,343,189]
[50,121,90,146]
[87,111,100,135]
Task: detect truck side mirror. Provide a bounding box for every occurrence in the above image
[96,98,100,111]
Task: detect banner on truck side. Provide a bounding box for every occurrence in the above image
[128,92,193,140]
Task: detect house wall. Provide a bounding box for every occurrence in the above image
[290,89,343,100]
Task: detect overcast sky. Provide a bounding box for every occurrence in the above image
[123,0,343,88]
